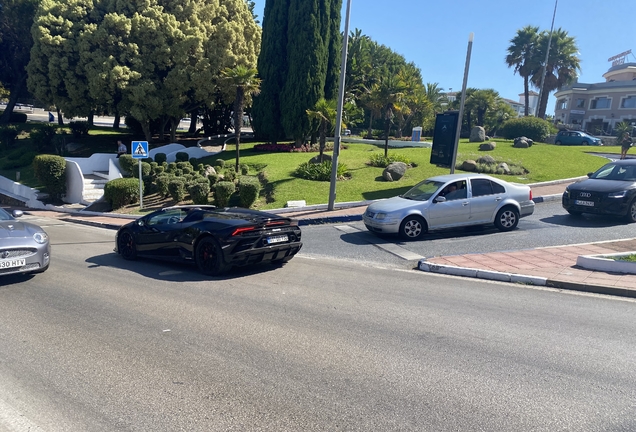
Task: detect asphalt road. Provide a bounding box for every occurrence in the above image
[0,216,635,431]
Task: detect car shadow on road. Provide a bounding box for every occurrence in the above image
[540,213,629,228]
[86,253,294,282]
[337,224,503,246]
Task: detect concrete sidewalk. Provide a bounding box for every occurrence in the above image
[22,178,636,299]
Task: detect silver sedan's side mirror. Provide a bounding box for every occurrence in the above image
[434,196,446,203]
[12,210,24,218]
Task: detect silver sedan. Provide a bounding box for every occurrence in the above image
[0,208,50,276]
[363,174,535,240]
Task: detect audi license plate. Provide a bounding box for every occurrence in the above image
[267,235,288,244]
[575,200,594,207]
[0,258,25,269]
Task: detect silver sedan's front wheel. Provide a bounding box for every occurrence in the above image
[399,216,427,241]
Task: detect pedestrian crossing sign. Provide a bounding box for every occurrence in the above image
[132,141,149,159]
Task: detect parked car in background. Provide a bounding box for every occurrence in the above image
[554,130,603,146]
[0,208,50,276]
[562,160,636,221]
[362,174,535,240]
[115,205,302,276]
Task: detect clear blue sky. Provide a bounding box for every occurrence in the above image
[251,0,635,110]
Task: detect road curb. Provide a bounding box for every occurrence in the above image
[532,193,562,203]
[546,279,636,299]
[417,260,547,286]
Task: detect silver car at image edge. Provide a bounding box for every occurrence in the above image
[0,208,50,276]
[363,173,535,240]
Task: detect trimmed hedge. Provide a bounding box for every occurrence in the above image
[33,154,66,200]
[238,176,260,208]
[188,180,210,204]
[104,177,141,209]
[168,177,187,202]
[499,117,551,142]
[214,181,235,207]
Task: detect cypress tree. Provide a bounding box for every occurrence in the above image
[252,0,290,143]
[254,0,342,145]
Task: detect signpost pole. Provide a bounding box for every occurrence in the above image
[138,160,143,209]
[131,141,148,210]
[450,32,474,174]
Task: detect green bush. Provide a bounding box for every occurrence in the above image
[223,166,237,182]
[214,158,225,168]
[188,180,210,205]
[238,176,261,208]
[104,177,140,209]
[166,162,177,173]
[367,153,411,167]
[168,177,187,202]
[294,160,349,181]
[154,153,167,165]
[0,126,19,148]
[155,174,173,197]
[499,117,551,142]
[117,154,136,175]
[189,157,198,166]
[69,121,90,138]
[29,125,57,151]
[239,163,249,175]
[214,181,235,207]
[175,151,189,162]
[207,172,219,186]
[32,154,67,200]
[2,151,38,169]
[130,161,152,178]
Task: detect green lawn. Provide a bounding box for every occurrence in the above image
[0,126,621,210]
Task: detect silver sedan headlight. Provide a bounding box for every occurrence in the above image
[375,213,387,220]
[33,232,49,244]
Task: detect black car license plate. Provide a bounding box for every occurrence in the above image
[267,235,288,244]
[575,200,594,207]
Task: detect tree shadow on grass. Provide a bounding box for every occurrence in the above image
[362,184,411,201]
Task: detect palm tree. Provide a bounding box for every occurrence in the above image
[505,26,540,117]
[221,66,261,172]
[375,74,407,157]
[306,98,339,163]
[466,89,499,127]
[424,82,445,113]
[531,28,580,119]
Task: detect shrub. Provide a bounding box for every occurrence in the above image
[154,152,167,165]
[224,166,237,182]
[189,157,198,166]
[253,143,294,152]
[131,161,152,178]
[175,151,189,162]
[117,154,135,175]
[214,158,225,168]
[33,154,67,200]
[104,178,140,209]
[29,125,57,151]
[239,163,249,175]
[367,153,411,168]
[499,117,551,142]
[238,176,261,208]
[207,172,219,186]
[155,174,173,197]
[294,160,349,181]
[166,162,177,173]
[69,121,90,138]
[188,180,210,205]
[214,181,235,207]
[168,177,187,202]
[2,151,38,169]
[0,126,19,148]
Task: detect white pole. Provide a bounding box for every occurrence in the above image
[450,32,474,174]
[138,159,143,209]
[328,0,352,211]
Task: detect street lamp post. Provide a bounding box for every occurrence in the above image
[328,0,352,211]
[450,32,474,174]
[537,0,558,119]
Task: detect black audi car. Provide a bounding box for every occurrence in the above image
[114,205,302,275]
[562,160,636,222]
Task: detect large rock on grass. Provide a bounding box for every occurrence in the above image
[382,162,408,181]
[469,126,486,142]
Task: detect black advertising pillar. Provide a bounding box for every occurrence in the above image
[430,111,459,167]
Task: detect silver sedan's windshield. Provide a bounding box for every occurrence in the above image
[0,208,14,221]
[591,164,636,181]
[401,180,444,201]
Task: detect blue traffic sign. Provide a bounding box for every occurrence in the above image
[132,141,149,159]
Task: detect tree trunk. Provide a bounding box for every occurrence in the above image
[88,111,94,127]
[113,112,120,130]
[384,117,390,158]
[366,111,374,139]
[318,121,326,162]
[142,120,152,143]
[56,107,64,125]
[523,76,530,116]
[0,76,25,125]
[170,118,178,143]
[234,88,244,172]
[188,109,198,134]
